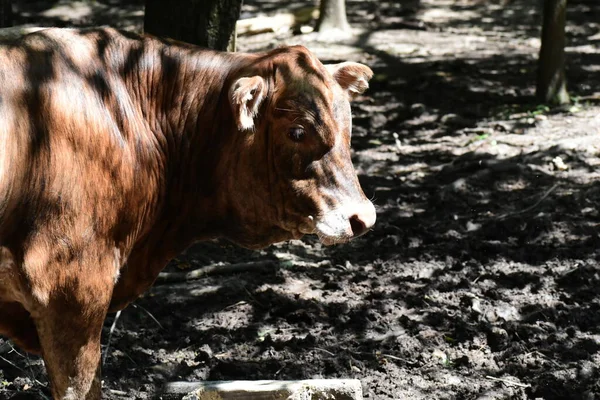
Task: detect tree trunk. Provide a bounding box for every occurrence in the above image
[537,0,570,105]
[0,0,13,28]
[317,0,351,33]
[144,0,241,51]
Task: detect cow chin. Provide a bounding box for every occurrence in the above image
[227,226,303,250]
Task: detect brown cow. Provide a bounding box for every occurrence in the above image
[0,27,375,399]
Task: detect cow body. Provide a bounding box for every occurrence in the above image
[0,27,375,399]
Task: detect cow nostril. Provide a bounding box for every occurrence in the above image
[349,215,367,237]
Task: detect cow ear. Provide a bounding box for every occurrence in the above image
[326,62,373,99]
[229,76,266,131]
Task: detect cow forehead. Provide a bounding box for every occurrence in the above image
[272,47,334,97]
[275,64,347,121]
[267,47,352,141]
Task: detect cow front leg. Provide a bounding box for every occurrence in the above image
[34,293,109,399]
[31,272,113,400]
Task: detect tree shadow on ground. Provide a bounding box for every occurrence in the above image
[115,9,600,396]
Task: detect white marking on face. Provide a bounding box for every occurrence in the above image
[314,200,376,244]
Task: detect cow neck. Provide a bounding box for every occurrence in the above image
[125,41,255,254]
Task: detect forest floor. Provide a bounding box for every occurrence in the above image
[2,0,600,399]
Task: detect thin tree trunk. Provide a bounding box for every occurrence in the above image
[317,0,351,33]
[537,0,570,105]
[144,0,241,51]
[0,0,13,28]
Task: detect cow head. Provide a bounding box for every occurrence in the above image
[226,46,375,248]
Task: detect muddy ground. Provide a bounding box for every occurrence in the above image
[2,0,600,399]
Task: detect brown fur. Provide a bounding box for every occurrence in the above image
[0,27,374,399]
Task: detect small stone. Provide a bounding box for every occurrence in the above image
[466,221,481,232]
[552,156,568,170]
[471,298,483,314]
[450,178,468,193]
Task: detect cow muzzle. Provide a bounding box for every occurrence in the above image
[309,200,376,245]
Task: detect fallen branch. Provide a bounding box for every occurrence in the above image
[577,94,600,102]
[0,354,47,388]
[162,379,363,400]
[236,7,318,36]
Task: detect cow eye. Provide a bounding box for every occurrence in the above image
[288,127,305,142]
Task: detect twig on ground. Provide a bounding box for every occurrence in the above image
[524,350,562,368]
[313,347,335,356]
[485,375,531,388]
[26,353,41,389]
[0,354,27,373]
[379,353,418,364]
[122,351,138,366]
[2,343,43,386]
[274,364,286,376]
[103,310,122,365]
[496,183,560,220]
[0,354,47,387]
[563,263,581,275]
[338,346,419,366]
[222,300,248,311]
[132,304,164,330]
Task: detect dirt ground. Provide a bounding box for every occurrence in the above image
[2,0,600,399]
